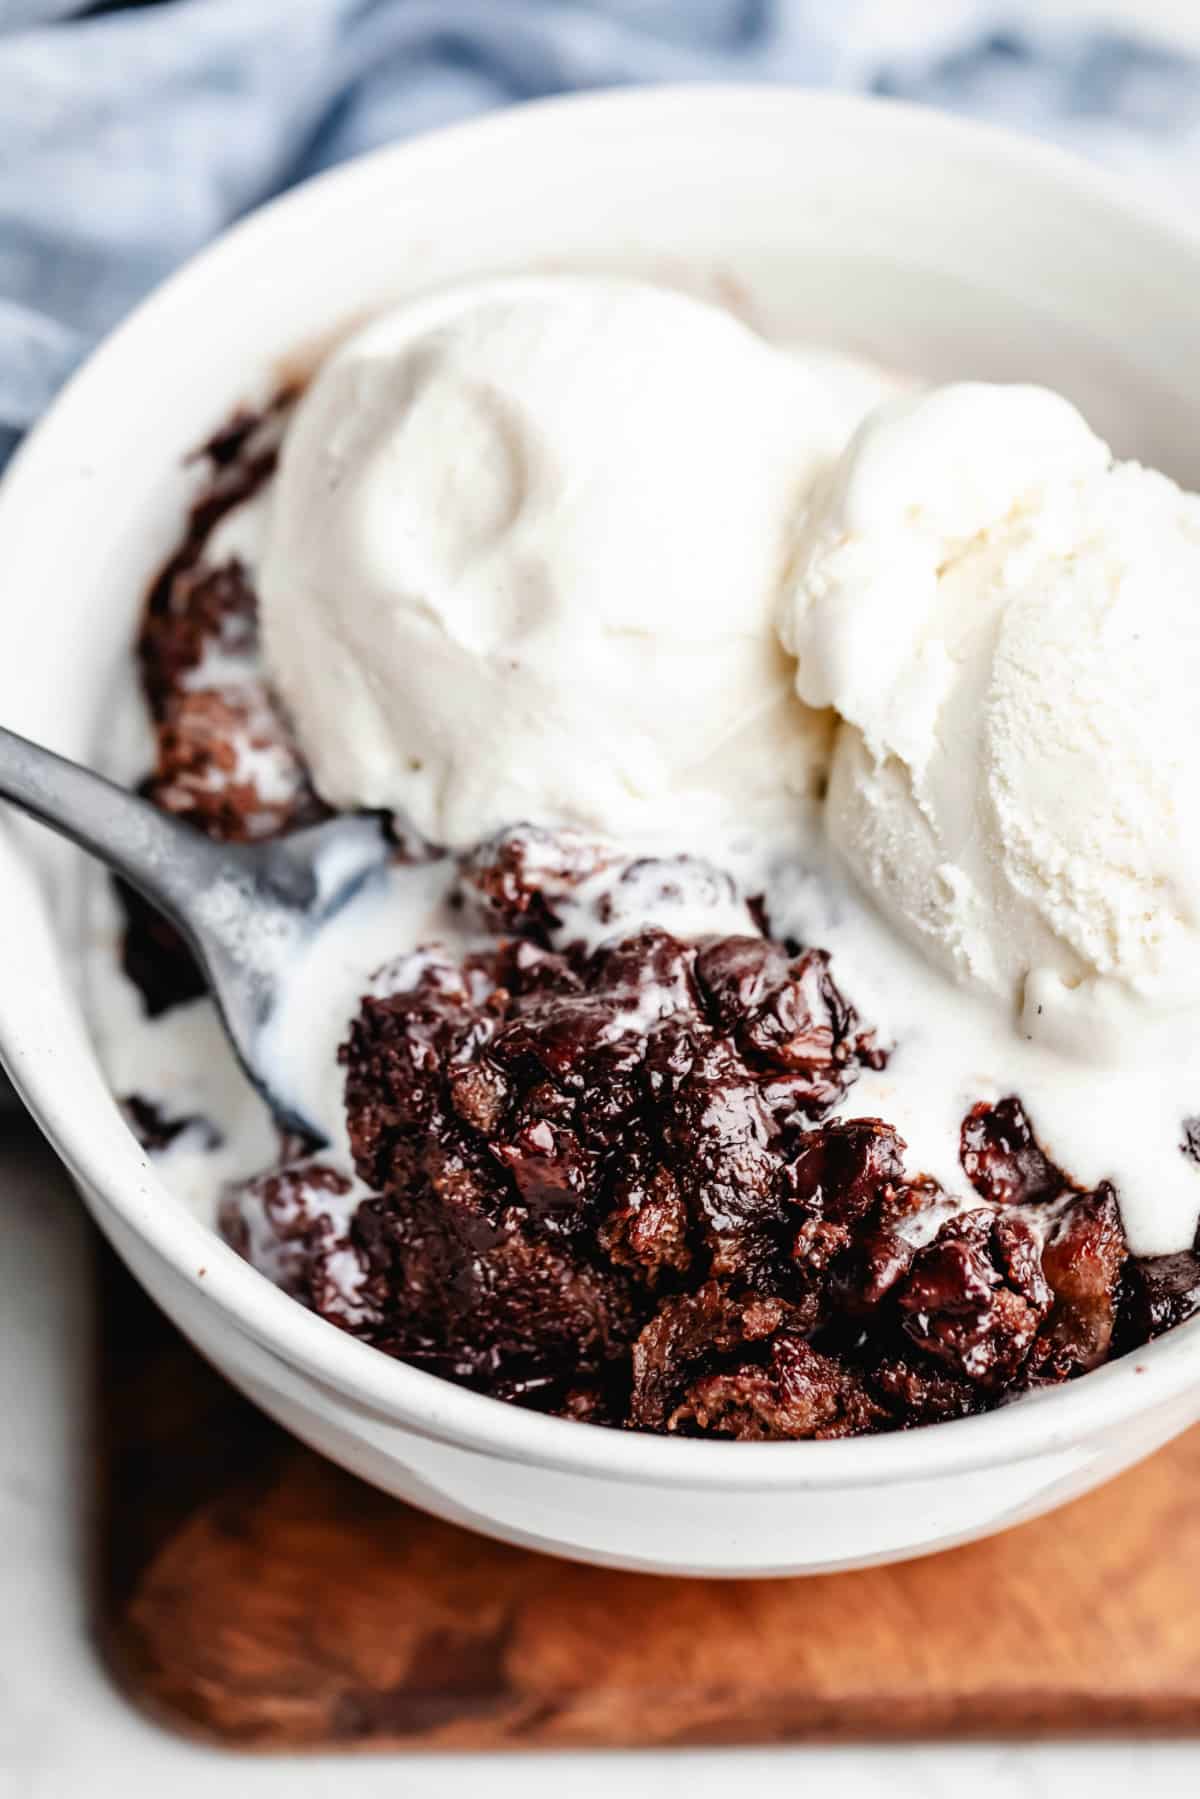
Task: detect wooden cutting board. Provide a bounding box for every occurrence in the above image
[95,1238,1200,1750]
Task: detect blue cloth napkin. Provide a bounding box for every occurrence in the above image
[2,0,1198,469]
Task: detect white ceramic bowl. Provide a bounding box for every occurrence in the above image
[3,87,1200,1578]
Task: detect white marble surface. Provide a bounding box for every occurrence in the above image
[2,1115,1199,1795]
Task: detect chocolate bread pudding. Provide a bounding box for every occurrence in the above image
[86,277,1200,1442]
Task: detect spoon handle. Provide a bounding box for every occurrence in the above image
[0,724,391,1138]
[0,722,317,1124]
[0,723,232,930]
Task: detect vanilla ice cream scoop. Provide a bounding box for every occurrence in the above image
[260,276,847,850]
[782,381,1200,1055]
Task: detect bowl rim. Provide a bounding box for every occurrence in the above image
[5,80,1200,1493]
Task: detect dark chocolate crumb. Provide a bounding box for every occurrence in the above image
[122,1092,221,1155]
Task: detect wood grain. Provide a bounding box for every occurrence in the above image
[95,1240,1200,1750]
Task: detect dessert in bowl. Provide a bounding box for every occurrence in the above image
[3,88,1200,1574]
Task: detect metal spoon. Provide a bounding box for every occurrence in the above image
[0,724,392,1139]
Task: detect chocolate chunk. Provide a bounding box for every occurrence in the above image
[785,1118,906,1226]
[961,1096,1064,1206]
[195,406,269,470]
[1035,1185,1127,1375]
[121,1092,221,1155]
[896,1208,1052,1387]
[628,1283,798,1432]
[696,938,882,1104]
[358,1184,640,1401]
[669,1333,886,1441]
[458,823,614,939]
[147,684,325,843]
[829,1224,915,1320]
[220,1156,378,1330]
[139,560,259,721]
[867,1355,983,1427]
[1120,1249,1200,1345]
[600,1158,692,1282]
